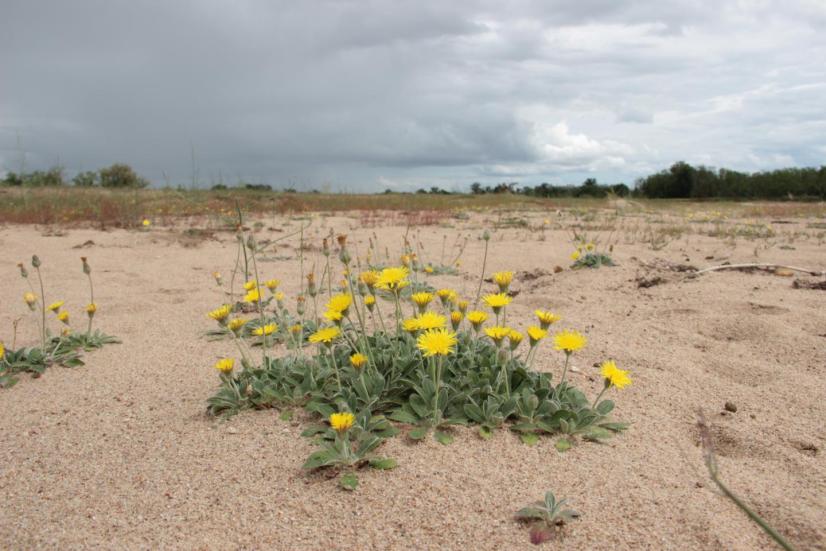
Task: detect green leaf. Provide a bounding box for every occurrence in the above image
[595,400,614,415]
[369,458,398,470]
[434,431,453,445]
[408,426,428,441]
[340,473,359,491]
[555,438,572,453]
[279,409,294,421]
[520,433,539,446]
[582,426,612,442]
[389,409,419,424]
[302,449,337,470]
[478,425,492,440]
[599,421,630,432]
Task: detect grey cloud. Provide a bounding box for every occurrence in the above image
[1,0,824,190]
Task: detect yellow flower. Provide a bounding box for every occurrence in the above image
[600,360,631,389]
[265,279,280,290]
[23,292,37,306]
[436,289,457,304]
[553,330,587,354]
[585,243,595,251]
[214,358,234,374]
[208,304,232,322]
[466,310,488,330]
[309,326,341,345]
[326,293,352,314]
[142,218,151,227]
[527,326,547,346]
[48,300,64,312]
[402,317,420,333]
[274,291,286,302]
[414,311,447,331]
[359,270,380,288]
[492,271,513,291]
[57,311,70,324]
[410,292,434,309]
[252,323,277,336]
[508,330,524,349]
[290,323,302,334]
[376,266,409,291]
[457,299,469,313]
[483,293,511,313]
[227,318,247,332]
[324,309,343,323]
[243,279,258,291]
[243,288,261,303]
[484,326,511,345]
[364,295,376,310]
[450,311,463,330]
[0,342,5,358]
[535,309,561,329]
[329,412,355,432]
[570,250,581,261]
[86,303,97,315]
[424,266,434,274]
[417,328,458,357]
[350,353,368,369]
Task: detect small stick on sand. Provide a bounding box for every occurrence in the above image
[687,263,825,279]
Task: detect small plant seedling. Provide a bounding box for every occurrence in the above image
[515,491,579,545]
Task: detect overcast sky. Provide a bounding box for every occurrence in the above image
[1,1,825,191]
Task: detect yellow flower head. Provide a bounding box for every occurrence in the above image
[309,326,341,345]
[326,293,352,314]
[410,292,434,309]
[527,326,547,346]
[402,317,420,334]
[600,360,631,389]
[265,279,280,290]
[492,271,513,291]
[214,358,235,374]
[324,309,343,323]
[376,267,409,292]
[466,310,488,329]
[401,254,411,267]
[553,330,587,354]
[208,304,232,322]
[86,303,97,315]
[227,318,247,332]
[350,353,368,369]
[359,270,380,288]
[457,299,469,313]
[243,288,261,303]
[535,309,561,329]
[417,328,458,357]
[424,266,434,274]
[364,295,376,310]
[48,300,65,312]
[483,293,511,313]
[142,218,151,227]
[508,330,524,349]
[450,311,463,329]
[570,250,581,261]
[0,342,5,358]
[243,279,258,291]
[23,292,37,306]
[290,323,302,334]
[585,243,595,251]
[414,311,447,331]
[329,412,355,432]
[436,289,457,305]
[57,311,69,324]
[252,323,277,336]
[484,326,511,345]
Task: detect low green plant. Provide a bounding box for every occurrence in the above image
[515,491,579,544]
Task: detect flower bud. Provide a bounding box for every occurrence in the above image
[31,255,41,268]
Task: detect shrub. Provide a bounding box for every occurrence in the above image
[72,170,99,187]
[99,163,149,188]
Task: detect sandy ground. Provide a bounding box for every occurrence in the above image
[1,209,825,550]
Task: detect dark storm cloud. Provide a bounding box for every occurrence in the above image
[1,0,824,190]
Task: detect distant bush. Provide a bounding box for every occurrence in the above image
[2,167,66,187]
[99,163,149,188]
[72,171,99,187]
[243,183,272,191]
[211,183,228,191]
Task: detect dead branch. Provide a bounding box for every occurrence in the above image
[687,263,825,278]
